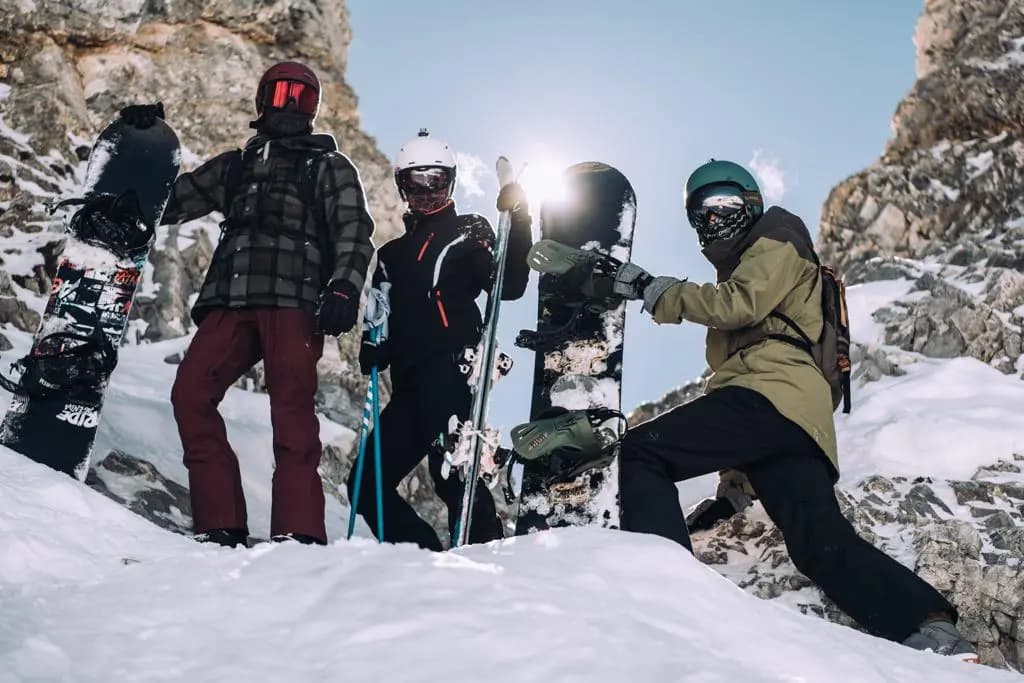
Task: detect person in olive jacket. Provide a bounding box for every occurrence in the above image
[348,130,532,550]
[120,61,375,548]
[525,159,977,662]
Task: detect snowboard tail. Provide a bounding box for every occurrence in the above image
[514,162,636,535]
[0,117,180,478]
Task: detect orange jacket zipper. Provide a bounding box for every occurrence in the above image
[435,289,449,328]
[417,232,436,262]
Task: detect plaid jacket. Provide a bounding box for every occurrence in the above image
[161,133,375,323]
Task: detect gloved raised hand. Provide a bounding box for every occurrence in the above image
[496,182,529,215]
[316,279,359,336]
[358,332,389,375]
[685,476,754,532]
[119,102,165,129]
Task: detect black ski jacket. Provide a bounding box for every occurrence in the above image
[375,202,531,374]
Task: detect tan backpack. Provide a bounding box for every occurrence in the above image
[770,266,852,413]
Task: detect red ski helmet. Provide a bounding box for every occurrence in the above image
[255,61,321,119]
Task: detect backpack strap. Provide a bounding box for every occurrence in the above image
[222,149,246,212]
[298,150,336,284]
[767,310,814,352]
[219,149,246,233]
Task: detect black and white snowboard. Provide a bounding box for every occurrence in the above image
[0,117,180,478]
[514,162,635,534]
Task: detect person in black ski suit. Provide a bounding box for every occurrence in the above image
[347,131,531,550]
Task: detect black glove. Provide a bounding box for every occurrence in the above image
[575,254,653,301]
[358,332,390,375]
[119,102,165,129]
[496,182,529,215]
[316,280,359,336]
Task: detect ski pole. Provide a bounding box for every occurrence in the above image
[346,326,383,541]
[371,362,384,541]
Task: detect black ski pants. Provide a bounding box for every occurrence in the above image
[619,386,954,642]
[346,353,503,550]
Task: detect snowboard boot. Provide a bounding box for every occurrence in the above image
[902,619,979,664]
[271,533,327,546]
[194,528,248,548]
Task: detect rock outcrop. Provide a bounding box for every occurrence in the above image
[819,0,1024,378]
[0,1,455,538]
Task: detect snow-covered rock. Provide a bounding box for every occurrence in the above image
[820,0,1024,376]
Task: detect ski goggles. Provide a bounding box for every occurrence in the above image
[396,167,454,195]
[259,79,320,115]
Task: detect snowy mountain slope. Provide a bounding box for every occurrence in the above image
[0,448,1016,683]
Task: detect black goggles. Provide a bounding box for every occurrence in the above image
[686,184,748,229]
[396,167,453,194]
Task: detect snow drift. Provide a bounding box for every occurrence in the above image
[0,447,1017,683]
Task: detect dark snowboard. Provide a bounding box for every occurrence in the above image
[0,118,180,478]
[514,162,635,534]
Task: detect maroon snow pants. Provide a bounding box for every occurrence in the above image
[171,307,326,542]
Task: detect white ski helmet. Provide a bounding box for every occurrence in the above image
[395,128,457,172]
[394,129,458,215]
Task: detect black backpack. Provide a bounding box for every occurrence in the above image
[770,266,852,413]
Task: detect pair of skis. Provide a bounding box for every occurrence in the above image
[448,156,516,548]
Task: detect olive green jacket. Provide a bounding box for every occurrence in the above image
[643,207,838,474]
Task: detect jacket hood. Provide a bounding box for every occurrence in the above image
[702,206,815,282]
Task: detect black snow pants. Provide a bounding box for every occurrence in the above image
[346,353,503,550]
[619,386,954,642]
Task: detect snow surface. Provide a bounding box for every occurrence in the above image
[1,253,1022,680]
[836,356,1024,484]
[0,448,1014,683]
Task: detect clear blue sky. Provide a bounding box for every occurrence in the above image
[346,1,921,433]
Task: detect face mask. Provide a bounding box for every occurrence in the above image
[250,111,313,138]
[701,229,755,281]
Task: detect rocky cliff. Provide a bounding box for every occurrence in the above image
[0,1,456,532]
[630,0,1024,669]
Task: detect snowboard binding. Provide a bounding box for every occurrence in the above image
[52,191,155,259]
[0,326,117,400]
[528,239,624,308]
[510,407,627,484]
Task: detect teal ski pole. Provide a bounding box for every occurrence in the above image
[346,325,382,541]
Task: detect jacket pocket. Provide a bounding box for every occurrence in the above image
[434,289,449,328]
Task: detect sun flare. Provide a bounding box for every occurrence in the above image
[519,159,570,209]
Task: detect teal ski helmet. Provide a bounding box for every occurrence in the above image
[684,160,764,246]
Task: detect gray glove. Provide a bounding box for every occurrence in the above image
[610,262,652,299]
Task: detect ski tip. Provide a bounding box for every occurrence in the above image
[496,156,513,186]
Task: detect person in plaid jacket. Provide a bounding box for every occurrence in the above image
[120,61,375,548]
